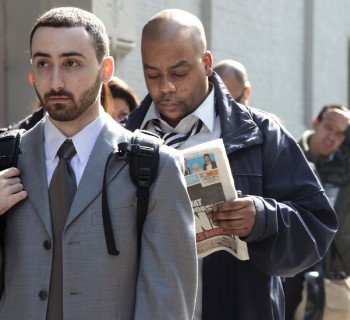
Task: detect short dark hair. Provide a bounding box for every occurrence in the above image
[30,7,110,62]
[316,104,348,122]
[108,79,139,112]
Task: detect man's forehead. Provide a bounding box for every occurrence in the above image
[32,26,91,47]
[31,26,94,56]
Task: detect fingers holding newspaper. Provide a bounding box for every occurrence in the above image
[208,197,256,237]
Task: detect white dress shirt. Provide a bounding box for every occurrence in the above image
[44,110,106,187]
[141,88,221,320]
[141,88,221,149]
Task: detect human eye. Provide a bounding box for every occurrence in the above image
[65,60,79,67]
[173,68,188,78]
[324,123,333,132]
[146,73,160,79]
[335,131,345,139]
[36,60,48,68]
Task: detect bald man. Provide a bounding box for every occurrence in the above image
[126,9,337,320]
[214,59,251,105]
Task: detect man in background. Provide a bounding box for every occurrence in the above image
[284,104,350,319]
[213,59,251,105]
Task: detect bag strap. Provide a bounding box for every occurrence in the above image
[0,128,25,299]
[102,130,162,257]
[129,130,162,255]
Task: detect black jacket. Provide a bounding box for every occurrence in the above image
[126,73,337,319]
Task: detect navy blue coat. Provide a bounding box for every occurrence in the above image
[126,73,337,319]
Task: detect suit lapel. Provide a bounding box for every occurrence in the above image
[19,121,53,236]
[66,118,130,227]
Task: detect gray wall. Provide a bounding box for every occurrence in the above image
[1,0,349,138]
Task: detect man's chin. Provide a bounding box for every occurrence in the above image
[48,111,78,122]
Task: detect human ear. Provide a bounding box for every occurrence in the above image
[203,51,213,76]
[244,84,252,98]
[311,117,318,129]
[28,72,34,86]
[101,56,114,83]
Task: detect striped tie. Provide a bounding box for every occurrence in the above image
[150,118,203,149]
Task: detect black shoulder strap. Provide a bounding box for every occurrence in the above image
[128,130,162,255]
[102,129,163,257]
[0,128,25,299]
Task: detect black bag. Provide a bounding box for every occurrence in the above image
[0,129,25,298]
[0,129,25,171]
[102,129,163,256]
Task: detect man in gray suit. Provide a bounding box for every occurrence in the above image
[0,7,197,319]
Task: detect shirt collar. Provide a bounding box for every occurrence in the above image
[141,87,216,133]
[44,110,106,164]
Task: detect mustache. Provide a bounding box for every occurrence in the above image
[44,90,74,100]
[156,96,179,104]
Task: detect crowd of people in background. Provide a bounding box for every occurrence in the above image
[101,76,139,123]
[0,5,348,320]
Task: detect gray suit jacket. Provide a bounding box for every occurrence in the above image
[0,115,197,319]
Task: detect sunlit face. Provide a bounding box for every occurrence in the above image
[110,98,130,123]
[142,36,212,127]
[31,26,102,122]
[312,116,346,156]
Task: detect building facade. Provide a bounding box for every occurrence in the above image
[0,0,349,137]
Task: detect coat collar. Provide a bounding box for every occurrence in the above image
[67,116,130,227]
[19,116,131,235]
[209,72,263,154]
[19,120,51,234]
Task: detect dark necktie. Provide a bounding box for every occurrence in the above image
[150,118,203,149]
[47,139,77,320]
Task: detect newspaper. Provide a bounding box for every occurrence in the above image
[182,139,250,260]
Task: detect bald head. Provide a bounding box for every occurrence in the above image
[142,9,207,55]
[140,9,213,127]
[214,59,251,105]
[214,60,249,88]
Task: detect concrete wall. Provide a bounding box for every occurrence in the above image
[312,1,350,118]
[1,0,349,138]
[207,0,306,134]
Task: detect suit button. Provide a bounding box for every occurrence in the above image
[43,240,51,250]
[39,290,48,300]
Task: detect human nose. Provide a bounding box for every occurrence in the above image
[159,76,175,94]
[50,66,64,91]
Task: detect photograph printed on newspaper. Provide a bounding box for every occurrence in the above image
[182,139,249,260]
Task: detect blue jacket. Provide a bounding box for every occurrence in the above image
[126,73,337,319]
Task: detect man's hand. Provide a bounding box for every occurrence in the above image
[207,197,256,237]
[0,167,27,215]
[323,108,350,133]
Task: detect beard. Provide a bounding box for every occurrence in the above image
[35,73,101,122]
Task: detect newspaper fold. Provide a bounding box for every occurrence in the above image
[182,139,249,260]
